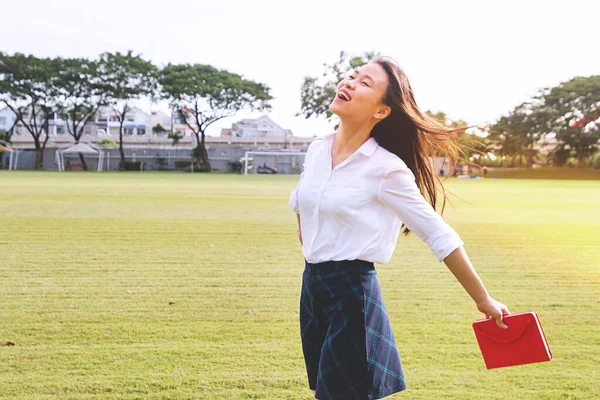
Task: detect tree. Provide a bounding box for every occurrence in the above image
[542,75,600,167]
[298,51,379,122]
[152,123,167,136]
[487,115,529,167]
[98,51,157,171]
[168,131,183,146]
[0,52,58,169]
[489,76,600,168]
[159,64,272,171]
[488,101,546,168]
[54,56,107,170]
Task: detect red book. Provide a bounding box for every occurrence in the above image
[472,311,552,369]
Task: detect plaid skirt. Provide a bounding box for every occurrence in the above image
[300,259,406,400]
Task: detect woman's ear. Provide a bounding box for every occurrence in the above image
[374,105,391,121]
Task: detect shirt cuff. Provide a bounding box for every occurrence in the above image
[425,223,464,262]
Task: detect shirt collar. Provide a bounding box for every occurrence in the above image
[323,131,379,157]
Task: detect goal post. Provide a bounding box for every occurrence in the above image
[243,151,307,175]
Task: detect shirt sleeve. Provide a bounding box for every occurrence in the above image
[289,169,304,214]
[289,147,311,214]
[378,165,464,262]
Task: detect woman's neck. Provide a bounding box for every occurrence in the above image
[334,120,373,155]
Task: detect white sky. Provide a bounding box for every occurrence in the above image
[1,0,598,137]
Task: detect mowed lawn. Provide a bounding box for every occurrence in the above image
[0,171,599,400]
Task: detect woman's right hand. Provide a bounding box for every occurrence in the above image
[477,296,510,329]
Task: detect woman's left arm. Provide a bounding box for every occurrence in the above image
[379,164,510,328]
[443,246,510,328]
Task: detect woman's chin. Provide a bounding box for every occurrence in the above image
[329,101,348,117]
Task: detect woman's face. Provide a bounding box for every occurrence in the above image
[329,62,391,123]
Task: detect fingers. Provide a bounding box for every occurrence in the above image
[485,308,508,329]
[494,305,508,329]
[495,314,508,329]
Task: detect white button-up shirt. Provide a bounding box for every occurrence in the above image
[289,132,464,264]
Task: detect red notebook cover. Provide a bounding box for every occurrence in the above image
[472,311,552,369]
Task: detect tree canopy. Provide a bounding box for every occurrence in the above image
[159,63,272,171]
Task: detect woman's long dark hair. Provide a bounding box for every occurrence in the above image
[371,56,466,236]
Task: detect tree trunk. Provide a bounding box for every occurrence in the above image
[577,149,585,168]
[192,131,212,172]
[199,133,211,172]
[78,152,89,171]
[0,152,4,169]
[119,121,125,171]
[35,146,43,170]
[526,146,534,168]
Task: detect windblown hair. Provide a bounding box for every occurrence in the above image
[371,56,467,236]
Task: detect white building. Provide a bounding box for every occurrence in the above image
[0,107,28,136]
[0,107,16,131]
[221,115,293,138]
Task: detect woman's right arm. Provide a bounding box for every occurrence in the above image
[296,213,302,245]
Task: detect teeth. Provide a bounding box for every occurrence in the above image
[338,91,350,101]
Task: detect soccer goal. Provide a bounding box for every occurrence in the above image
[242,151,307,175]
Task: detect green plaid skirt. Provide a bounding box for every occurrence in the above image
[300,259,406,400]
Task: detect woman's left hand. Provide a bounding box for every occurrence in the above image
[476,296,510,329]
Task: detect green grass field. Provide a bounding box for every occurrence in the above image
[1,171,599,399]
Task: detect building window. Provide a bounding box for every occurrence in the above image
[126,114,134,122]
[110,115,120,122]
[137,128,145,135]
[84,126,92,136]
[124,127,134,136]
[0,117,5,126]
[56,126,65,135]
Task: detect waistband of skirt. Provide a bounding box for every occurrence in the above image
[304,258,375,274]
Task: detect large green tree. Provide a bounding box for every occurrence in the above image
[542,75,600,167]
[54,56,107,170]
[298,51,379,122]
[159,64,272,171]
[98,51,157,171]
[0,52,59,169]
[487,102,546,168]
[489,76,600,168]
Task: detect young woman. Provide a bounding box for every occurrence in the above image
[289,57,510,400]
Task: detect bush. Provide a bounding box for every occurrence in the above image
[94,138,118,147]
[124,161,144,171]
[155,157,167,171]
[174,160,208,172]
[591,152,600,170]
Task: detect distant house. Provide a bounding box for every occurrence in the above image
[221,115,293,138]
[0,107,20,134]
[150,110,172,135]
[94,106,151,137]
